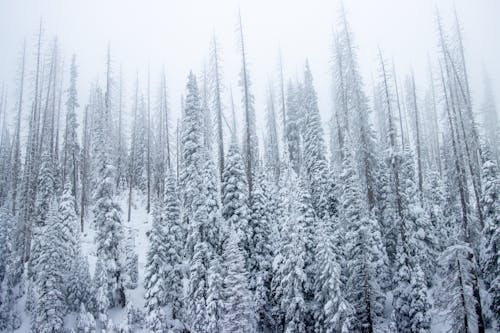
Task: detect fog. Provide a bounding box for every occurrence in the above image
[0,0,499,127]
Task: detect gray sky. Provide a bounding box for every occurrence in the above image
[0,0,499,134]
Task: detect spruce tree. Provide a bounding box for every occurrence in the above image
[32,202,65,333]
[341,144,387,332]
[222,141,251,266]
[479,151,499,328]
[222,230,255,333]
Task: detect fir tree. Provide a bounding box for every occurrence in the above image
[222,141,251,266]
[32,202,65,333]
[479,151,499,329]
[75,303,97,333]
[222,230,255,333]
[341,144,387,332]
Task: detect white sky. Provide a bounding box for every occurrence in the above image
[0,0,499,134]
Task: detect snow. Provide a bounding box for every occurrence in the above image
[8,190,152,332]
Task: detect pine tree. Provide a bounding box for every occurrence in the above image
[222,230,255,333]
[93,131,125,308]
[272,176,314,333]
[180,72,204,234]
[29,150,55,281]
[285,81,303,175]
[58,182,87,311]
[62,55,80,202]
[75,303,97,333]
[124,227,138,289]
[313,221,353,333]
[409,266,431,333]
[438,244,481,333]
[207,253,224,333]
[94,259,110,329]
[301,61,330,219]
[250,173,274,330]
[479,151,499,329]
[222,141,251,266]
[144,173,183,325]
[32,202,65,333]
[0,209,22,331]
[341,144,387,332]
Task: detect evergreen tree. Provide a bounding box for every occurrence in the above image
[207,253,224,333]
[272,179,309,333]
[341,144,387,332]
[222,230,255,333]
[409,266,431,333]
[93,146,125,308]
[285,81,303,175]
[75,303,97,333]
[32,202,65,333]
[93,259,110,329]
[438,244,481,333]
[222,141,251,266]
[62,55,80,201]
[479,151,499,329]
[301,61,331,219]
[144,173,183,325]
[29,150,55,281]
[313,221,353,333]
[250,173,274,330]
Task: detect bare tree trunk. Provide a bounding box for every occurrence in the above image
[80,105,89,232]
[212,35,225,182]
[11,40,25,215]
[410,71,423,201]
[146,66,151,213]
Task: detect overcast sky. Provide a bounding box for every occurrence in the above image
[0,0,498,132]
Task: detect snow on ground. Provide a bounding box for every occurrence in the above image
[10,190,152,332]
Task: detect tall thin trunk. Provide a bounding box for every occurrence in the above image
[80,105,89,232]
[238,10,254,197]
[146,66,151,213]
[212,35,224,182]
[11,41,26,215]
[410,71,423,201]
[392,61,405,149]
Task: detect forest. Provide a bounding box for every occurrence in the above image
[0,2,498,333]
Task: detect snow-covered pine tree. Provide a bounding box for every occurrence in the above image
[479,150,499,329]
[271,179,308,333]
[58,182,87,311]
[341,143,387,332]
[62,55,80,202]
[438,244,481,333]
[222,140,251,267]
[180,72,204,260]
[67,254,92,313]
[250,172,274,330]
[401,148,437,286]
[92,88,126,308]
[144,172,183,327]
[207,253,224,333]
[32,202,65,333]
[222,230,255,333]
[93,258,110,329]
[313,219,353,333]
[409,266,431,333]
[186,152,222,332]
[0,209,22,331]
[29,150,55,281]
[301,61,331,220]
[285,81,303,175]
[424,170,449,252]
[123,227,138,289]
[75,303,97,333]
